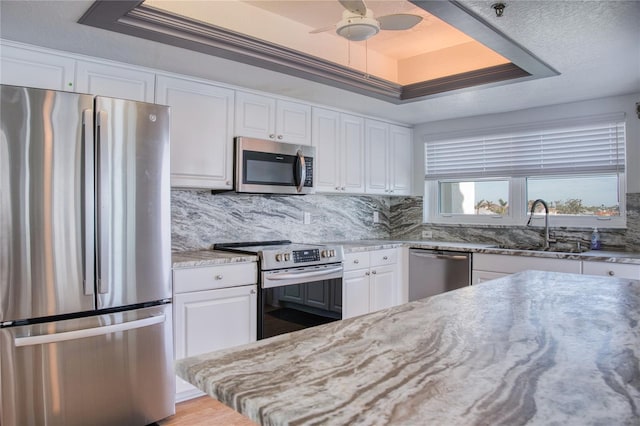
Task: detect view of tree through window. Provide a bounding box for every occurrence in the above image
[527,175,620,217]
[439,180,509,215]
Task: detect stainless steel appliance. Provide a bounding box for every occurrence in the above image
[0,85,174,426]
[408,249,471,301]
[214,241,343,339]
[234,137,315,194]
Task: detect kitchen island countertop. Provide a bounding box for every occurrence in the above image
[176,270,640,425]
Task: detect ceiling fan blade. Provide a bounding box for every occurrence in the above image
[378,14,423,31]
[309,24,336,34]
[339,0,367,16]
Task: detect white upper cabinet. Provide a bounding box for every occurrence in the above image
[76,60,155,102]
[389,125,413,194]
[156,75,235,189]
[0,43,75,91]
[313,107,365,193]
[235,91,311,145]
[365,119,412,196]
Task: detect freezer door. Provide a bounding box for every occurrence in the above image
[0,85,95,322]
[0,304,175,426]
[94,97,171,309]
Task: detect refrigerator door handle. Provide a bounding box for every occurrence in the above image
[96,110,109,295]
[14,314,166,347]
[82,109,95,296]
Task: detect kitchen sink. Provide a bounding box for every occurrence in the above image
[493,244,590,253]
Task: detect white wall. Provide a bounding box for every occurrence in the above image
[412,93,640,195]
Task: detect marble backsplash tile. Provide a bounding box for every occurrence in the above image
[171,190,390,251]
[390,193,640,252]
[172,191,639,252]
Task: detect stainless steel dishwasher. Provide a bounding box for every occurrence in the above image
[408,249,471,301]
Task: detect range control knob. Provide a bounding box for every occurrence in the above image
[330,249,336,257]
[321,250,328,258]
[284,253,291,261]
[275,253,283,262]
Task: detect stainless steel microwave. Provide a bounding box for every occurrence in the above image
[234,137,315,195]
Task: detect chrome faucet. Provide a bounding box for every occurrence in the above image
[527,199,552,249]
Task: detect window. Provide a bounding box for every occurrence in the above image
[424,114,626,228]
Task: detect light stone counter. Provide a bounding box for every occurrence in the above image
[172,250,257,268]
[176,270,640,425]
[331,239,640,264]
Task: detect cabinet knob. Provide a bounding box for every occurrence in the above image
[215,274,223,280]
[608,270,615,276]
[341,187,346,191]
[225,181,230,186]
[250,289,256,294]
[277,135,283,140]
[269,134,276,139]
[335,187,340,190]
[383,256,388,260]
[365,271,370,276]
[372,270,377,274]
[354,259,359,264]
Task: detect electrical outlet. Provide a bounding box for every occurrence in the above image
[373,211,380,223]
[422,230,433,239]
[303,211,311,224]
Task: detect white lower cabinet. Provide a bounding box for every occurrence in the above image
[582,261,640,280]
[173,263,257,402]
[472,253,640,283]
[343,248,399,319]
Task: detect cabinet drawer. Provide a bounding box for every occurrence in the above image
[344,252,371,271]
[582,261,640,280]
[174,262,257,293]
[370,248,397,267]
[473,254,581,274]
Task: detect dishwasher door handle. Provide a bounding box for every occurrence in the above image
[435,254,469,261]
[410,252,468,261]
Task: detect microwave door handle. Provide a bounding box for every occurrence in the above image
[296,150,306,193]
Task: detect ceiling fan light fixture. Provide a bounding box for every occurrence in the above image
[336,16,380,41]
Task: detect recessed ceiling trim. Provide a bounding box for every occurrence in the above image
[402,62,530,101]
[78,1,559,104]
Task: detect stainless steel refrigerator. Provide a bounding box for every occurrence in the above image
[0,85,174,425]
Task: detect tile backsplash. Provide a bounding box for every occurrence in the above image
[390,193,640,252]
[172,190,640,252]
[171,190,390,251]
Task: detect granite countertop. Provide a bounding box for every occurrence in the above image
[172,250,257,268]
[176,270,640,425]
[334,239,640,264]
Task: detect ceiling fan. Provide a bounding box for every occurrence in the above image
[310,0,423,42]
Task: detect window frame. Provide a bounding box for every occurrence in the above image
[424,174,626,228]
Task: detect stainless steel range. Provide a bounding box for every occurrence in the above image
[214,241,344,339]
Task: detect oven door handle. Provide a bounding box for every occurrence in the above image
[267,266,343,280]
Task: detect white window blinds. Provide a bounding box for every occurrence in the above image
[424,114,626,179]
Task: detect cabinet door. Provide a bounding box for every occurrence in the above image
[0,43,75,91]
[312,107,341,192]
[156,75,235,189]
[343,269,371,319]
[76,60,155,102]
[235,91,276,139]
[370,264,397,312]
[365,119,389,194]
[389,125,412,195]
[276,100,312,145]
[174,285,257,400]
[341,114,366,193]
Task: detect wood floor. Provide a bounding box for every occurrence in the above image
[158,396,257,426]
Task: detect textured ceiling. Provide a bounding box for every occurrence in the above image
[0,1,638,125]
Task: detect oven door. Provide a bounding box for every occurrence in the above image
[260,264,343,339]
[235,137,314,194]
